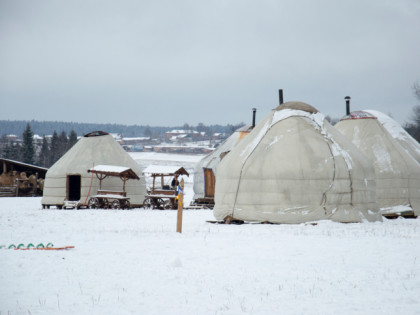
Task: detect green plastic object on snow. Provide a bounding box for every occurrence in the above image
[8,244,16,249]
[36,243,45,248]
[17,243,25,249]
[27,243,35,249]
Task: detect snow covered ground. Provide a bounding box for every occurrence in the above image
[1,152,420,314]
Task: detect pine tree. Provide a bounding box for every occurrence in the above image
[22,123,35,164]
[4,142,21,161]
[50,131,59,165]
[37,135,50,167]
[58,131,68,157]
[68,130,78,150]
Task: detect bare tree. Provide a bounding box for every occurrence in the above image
[405,82,420,142]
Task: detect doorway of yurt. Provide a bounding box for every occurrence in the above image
[67,175,81,201]
[204,168,215,198]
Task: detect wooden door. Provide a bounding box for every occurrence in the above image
[204,168,215,198]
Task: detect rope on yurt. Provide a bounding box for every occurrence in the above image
[83,162,95,207]
[321,138,337,215]
[323,134,354,208]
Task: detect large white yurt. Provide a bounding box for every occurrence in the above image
[213,102,382,224]
[192,125,252,206]
[335,111,420,217]
[42,131,146,208]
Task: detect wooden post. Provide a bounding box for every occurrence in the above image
[176,178,184,233]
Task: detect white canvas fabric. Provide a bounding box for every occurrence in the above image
[364,110,420,165]
[192,125,252,200]
[335,111,420,216]
[42,133,146,207]
[213,102,381,223]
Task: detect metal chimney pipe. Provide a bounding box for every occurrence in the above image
[252,108,257,128]
[345,96,351,115]
[279,89,284,105]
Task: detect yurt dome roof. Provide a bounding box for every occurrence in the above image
[84,131,110,137]
[275,101,319,113]
[340,111,377,121]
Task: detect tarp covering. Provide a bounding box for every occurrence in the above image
[336,111,420,216]
[213,102,382,224]
[42,133,146,207]
[192,125,252,201]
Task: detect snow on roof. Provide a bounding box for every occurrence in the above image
[88,164,140,180]
[143,165,189,176]
[89,165,131,173]
[166,130,199,134]
[364,109,410,140]
[239,108,354,170]
[122,137,150,141]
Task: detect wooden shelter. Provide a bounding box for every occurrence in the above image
[142,165,189,209]
[0,158,47,197]
[86,165,140,209]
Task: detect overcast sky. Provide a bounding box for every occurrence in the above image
[1,0,419,127]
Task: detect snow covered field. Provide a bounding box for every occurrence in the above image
[1,152,420,314]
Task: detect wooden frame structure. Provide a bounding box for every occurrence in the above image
[86,165,140,209]
[142,165,189,209]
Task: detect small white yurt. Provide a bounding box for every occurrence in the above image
[335,111,420,217]
[192,125,252,206]
[42,131,146,208]
[213,102,382,224]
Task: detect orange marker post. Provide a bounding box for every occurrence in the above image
[176,178,184,233]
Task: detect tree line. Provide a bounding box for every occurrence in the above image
[0,120,240,139]
[0,124,78,168]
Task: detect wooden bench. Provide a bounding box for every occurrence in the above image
[97,190,126,197]
[151,189,176,196]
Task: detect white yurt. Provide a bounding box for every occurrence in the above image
[213,102,382,224]
[213,102,381,223]
[42,131,146,208]
[192,125,252,206]
[335,111,420,217]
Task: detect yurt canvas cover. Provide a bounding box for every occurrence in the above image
[213,102,381,224]
[335,111,420,216]
[192,125,252,202]
[42,131,146,208]
[364,110,420,164]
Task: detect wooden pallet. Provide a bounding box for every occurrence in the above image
[0,185,17,197]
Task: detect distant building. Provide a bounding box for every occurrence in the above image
[4,134,20,143]
[164,130,204,142]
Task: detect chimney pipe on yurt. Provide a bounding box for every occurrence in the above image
[345,96,351,116]
[279,89,284,105]
[252,108,257,128]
